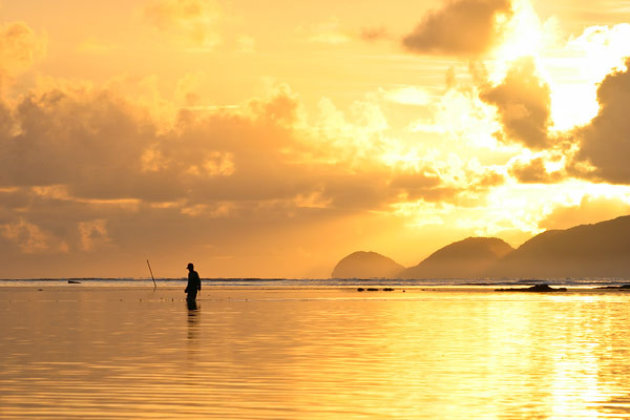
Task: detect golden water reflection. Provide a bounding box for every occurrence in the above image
[1,287,630,418]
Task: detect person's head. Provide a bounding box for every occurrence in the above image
[187,262,194,271]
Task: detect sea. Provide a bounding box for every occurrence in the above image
[2,277,630,419]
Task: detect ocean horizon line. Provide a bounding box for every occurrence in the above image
[2,277,630,288]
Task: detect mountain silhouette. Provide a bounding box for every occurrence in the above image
[331,251,404,279]
[399,237,514,279]
[330,215,630,280]
[486,215,630,278]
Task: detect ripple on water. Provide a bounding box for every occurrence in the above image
[2,287,630,418]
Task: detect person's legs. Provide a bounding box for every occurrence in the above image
[186,297,198,310]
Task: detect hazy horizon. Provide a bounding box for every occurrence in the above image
[2,0,630,278]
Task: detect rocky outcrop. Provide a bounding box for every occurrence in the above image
[495,284,567,292]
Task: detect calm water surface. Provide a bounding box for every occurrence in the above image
[1,285,630,419]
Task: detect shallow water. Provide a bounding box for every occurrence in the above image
[2,286,630,419]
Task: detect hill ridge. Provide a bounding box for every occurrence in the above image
[331,251,404,279]
[330,215,630,279]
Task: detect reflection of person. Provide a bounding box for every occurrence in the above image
[185,263,201,303]
[187,298,198,311]
[187,301,199,338]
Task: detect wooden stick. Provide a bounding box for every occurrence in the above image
[146,259,157,290]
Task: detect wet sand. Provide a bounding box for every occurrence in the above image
[2,285,630,419]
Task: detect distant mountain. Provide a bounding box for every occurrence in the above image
[399,237,514,279]
[486,215,630,278]
[331,251,404,279]
[331,215,630,281]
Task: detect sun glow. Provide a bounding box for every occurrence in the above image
[493,0,545,63]
[547,82,599,132]
[486,1,630,133]
[2,0,630,278]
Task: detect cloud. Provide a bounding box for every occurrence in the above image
[509,156,564,183]
[247,86,300,126]
[383,86,432,106]
[474,169,505,188]
[0,88,166,200]
[389,171,443,201]
[78,219,110,251]
[0,21,45,89]
[0,83,449,255]
[403,0,512,56]
[480,57,552,149]
[572,59,630,183]
[539,196,630,231]
[0,85,316,206]
[144,0,220,49]
[0,75,515,277]
[0,217,69,254]
[306,18,351,45]
[360,26,389,43]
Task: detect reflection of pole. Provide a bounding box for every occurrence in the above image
[147,259,157,290]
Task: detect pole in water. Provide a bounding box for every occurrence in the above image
[146,259,157,290]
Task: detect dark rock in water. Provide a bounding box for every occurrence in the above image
[67,280,81,284]
[357,287,394,292]
[596,284,630,290]
[495,284,567,292]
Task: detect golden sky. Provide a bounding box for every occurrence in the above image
[2,0,630,278]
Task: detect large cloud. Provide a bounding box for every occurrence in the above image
[573,59,630,183]
[0,86,383,206]
[0,82,481,271]
[0,89,167,200]
[480,57,552,149]
[0,66,518,277]
[403,0,512,56]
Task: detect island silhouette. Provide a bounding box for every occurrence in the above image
[332,251,404,279]
[331,215,630,279]
[399,237,513,279]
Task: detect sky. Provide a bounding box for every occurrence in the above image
[2,0,630,278]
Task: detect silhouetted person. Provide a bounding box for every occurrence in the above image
[185,262,201,303]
